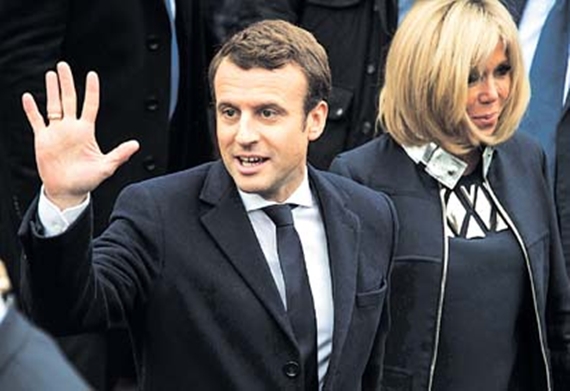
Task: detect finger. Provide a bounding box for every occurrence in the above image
[22,93,46,133]
[81,71,100,124]
[103,140,140,176]
[45,71,63,121]
[57,62,77,118]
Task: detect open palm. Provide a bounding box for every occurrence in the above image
[22,62,139,209]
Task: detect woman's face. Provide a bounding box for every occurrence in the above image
[466,42,512,144]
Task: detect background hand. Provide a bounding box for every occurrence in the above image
[22,62,140,210]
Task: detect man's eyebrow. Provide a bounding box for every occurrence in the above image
[216,101,236,109]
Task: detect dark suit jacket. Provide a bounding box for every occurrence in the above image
[0,305,89,391]
[556,92,570,271]
[498,0,570,269]
[19,162,398,390]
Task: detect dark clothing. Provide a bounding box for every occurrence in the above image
[500,0,528,25]
[261,0,398,169]
[330,133,570,391]
[204,0,270,53]
[0,1,214,387]
[0,305,89,391]
[18,162,397,390]
[504,0,570,269]
[557,94,570,273]
[433,232,530,391]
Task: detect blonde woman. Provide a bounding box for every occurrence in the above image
[331,0,570,390]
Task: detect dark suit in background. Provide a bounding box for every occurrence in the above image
[0,304,89,391]
[557,98,570,271]
[507,0,570,269]
[0,0,214,283]
[0,0,214,388]
[500,0,528,24]
[260,0,398,169]
[19,163,397,390]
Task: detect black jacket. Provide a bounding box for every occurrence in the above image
[331,133,570,390]
[18,163,397,390]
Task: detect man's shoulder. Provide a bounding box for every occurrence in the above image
[312,168,393,211]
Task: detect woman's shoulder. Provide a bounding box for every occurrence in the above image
[332,133,404,169]
[500,132,543,156]
[493,132,547,181]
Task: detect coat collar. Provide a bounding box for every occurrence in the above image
[199,162,361,369]
[402,143,495,189]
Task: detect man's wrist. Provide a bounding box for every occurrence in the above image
[38,186,90,237]
[44,189,88,211]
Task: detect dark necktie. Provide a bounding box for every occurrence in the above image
[263,204,318,390]
[517,0,569,183]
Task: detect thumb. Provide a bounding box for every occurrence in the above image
[103,140,140,175]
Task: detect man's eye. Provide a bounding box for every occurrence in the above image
[260,109,276,118]
[222,108,237,117]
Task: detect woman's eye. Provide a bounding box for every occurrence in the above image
[468,70,480,85]
[495,64,512,77]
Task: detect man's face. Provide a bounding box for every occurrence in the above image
[215,59,327,202]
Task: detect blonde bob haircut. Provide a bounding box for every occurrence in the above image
[379,0,530,154]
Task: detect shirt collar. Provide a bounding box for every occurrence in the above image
[238,170,314,212]
[402,142,495,189]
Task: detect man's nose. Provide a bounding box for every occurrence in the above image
[235,115,259,144]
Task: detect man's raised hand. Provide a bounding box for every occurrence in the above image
[22,62,140,210]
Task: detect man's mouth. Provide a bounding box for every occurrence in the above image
[238,156,267,167]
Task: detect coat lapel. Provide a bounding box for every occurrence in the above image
[199,163,362,371]
[199,162,295,342]
[309,168,360,382]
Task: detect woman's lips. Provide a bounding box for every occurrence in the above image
[471,112,498,128]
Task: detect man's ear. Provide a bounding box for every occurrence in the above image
[306,101,328,142]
